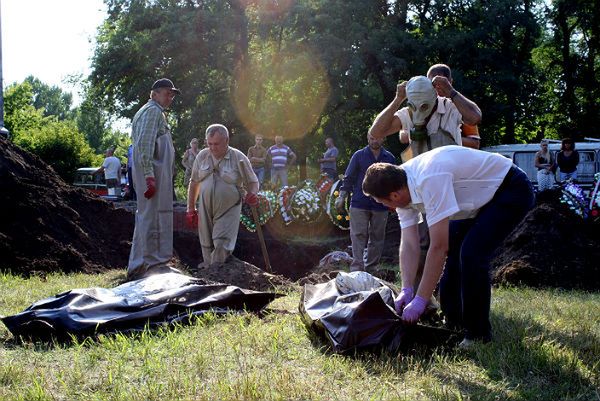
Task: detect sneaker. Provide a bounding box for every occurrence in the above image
[458,338,476,350]
[458,335,491,350]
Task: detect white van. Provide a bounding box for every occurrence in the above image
[482,140,600,189]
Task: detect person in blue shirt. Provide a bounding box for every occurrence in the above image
[318,137,339,180]
[335,134,396,271]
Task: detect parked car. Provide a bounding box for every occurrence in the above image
[73,167,128,198]
[482,140,600,189]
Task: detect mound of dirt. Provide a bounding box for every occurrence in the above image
[190,257,294,291]
[0,137,134,275]
[493,189,600,290]
[174,225,351,282]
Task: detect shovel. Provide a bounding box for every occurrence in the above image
[239,160,272,272]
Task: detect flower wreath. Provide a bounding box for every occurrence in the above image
[278,185,297,225]
[260,190,278,219]
[326,179,350,230]
[240,192,273,232]
[289,180,323,223]
[588,172,600,221]
[560,181,588,219]
[316,173,334,201]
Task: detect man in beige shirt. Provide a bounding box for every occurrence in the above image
[186,124,259,266]
[247,134,267,185]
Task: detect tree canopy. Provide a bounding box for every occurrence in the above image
[4,78,129,180]
[87,0,599,171]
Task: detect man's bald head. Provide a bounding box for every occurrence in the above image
[427,64,452,82]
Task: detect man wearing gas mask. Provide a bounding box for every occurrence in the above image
[368,73,481,160]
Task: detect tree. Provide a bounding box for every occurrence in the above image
[4,80,102,180]
[24,76,74,120]
[4,81,44,138]
[88,0,597,171]
[533,0,600,139]
[15,119,101,180]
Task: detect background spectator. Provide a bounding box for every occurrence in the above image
[535,139,555,191]
[556,138,579,182]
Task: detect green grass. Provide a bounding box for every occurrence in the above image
[0,270,598,401]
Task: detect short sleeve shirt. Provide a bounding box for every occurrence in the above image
[321,147,339,171]
[247,145,267,168]
[268,145,293,169]
[102,156,121,180]
[396,146,513,228]
[191,147,258,187]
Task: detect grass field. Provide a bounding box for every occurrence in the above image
[0,270,598,401]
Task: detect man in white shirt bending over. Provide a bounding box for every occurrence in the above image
[95,148,122,195]
[362,146,535,348]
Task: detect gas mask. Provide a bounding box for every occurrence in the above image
[406,76,438,141]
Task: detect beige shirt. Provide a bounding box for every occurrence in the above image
[191,147,258,188]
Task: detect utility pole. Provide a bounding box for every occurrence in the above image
[0,0,9,139]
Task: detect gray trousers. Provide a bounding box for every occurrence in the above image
[271,168,288,188]
[197,175,242,266]
[128,133,174,279]
[349,207,389,271]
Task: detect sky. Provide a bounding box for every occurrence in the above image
[1,0,107,105]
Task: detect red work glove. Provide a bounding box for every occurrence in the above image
[144,177,156,199]
[185,210,198,229]
[244,192,258,207]
[401,295,428,324]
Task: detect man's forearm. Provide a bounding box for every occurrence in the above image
[247,181,259,194]
[399,226,420,288]
[369,97,404,139]
[187,181,200,211]
[461,136,480,149]
[416,218,449,299]
[451,91,482,126]
[416,244,447,300]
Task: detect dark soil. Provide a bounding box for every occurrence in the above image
[492,189,600,290]
[173,231,295,291]
[192,257,293,291]
[0,137,134,275]
[235,216,349,280]
[3,136,598,291]
[174,214,351,281]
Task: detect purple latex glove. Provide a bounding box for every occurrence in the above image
[401,295,428,324]
[394,287,414,314]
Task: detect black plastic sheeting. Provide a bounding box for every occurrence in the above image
[299,271,457,353]
[2,273,281,341]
